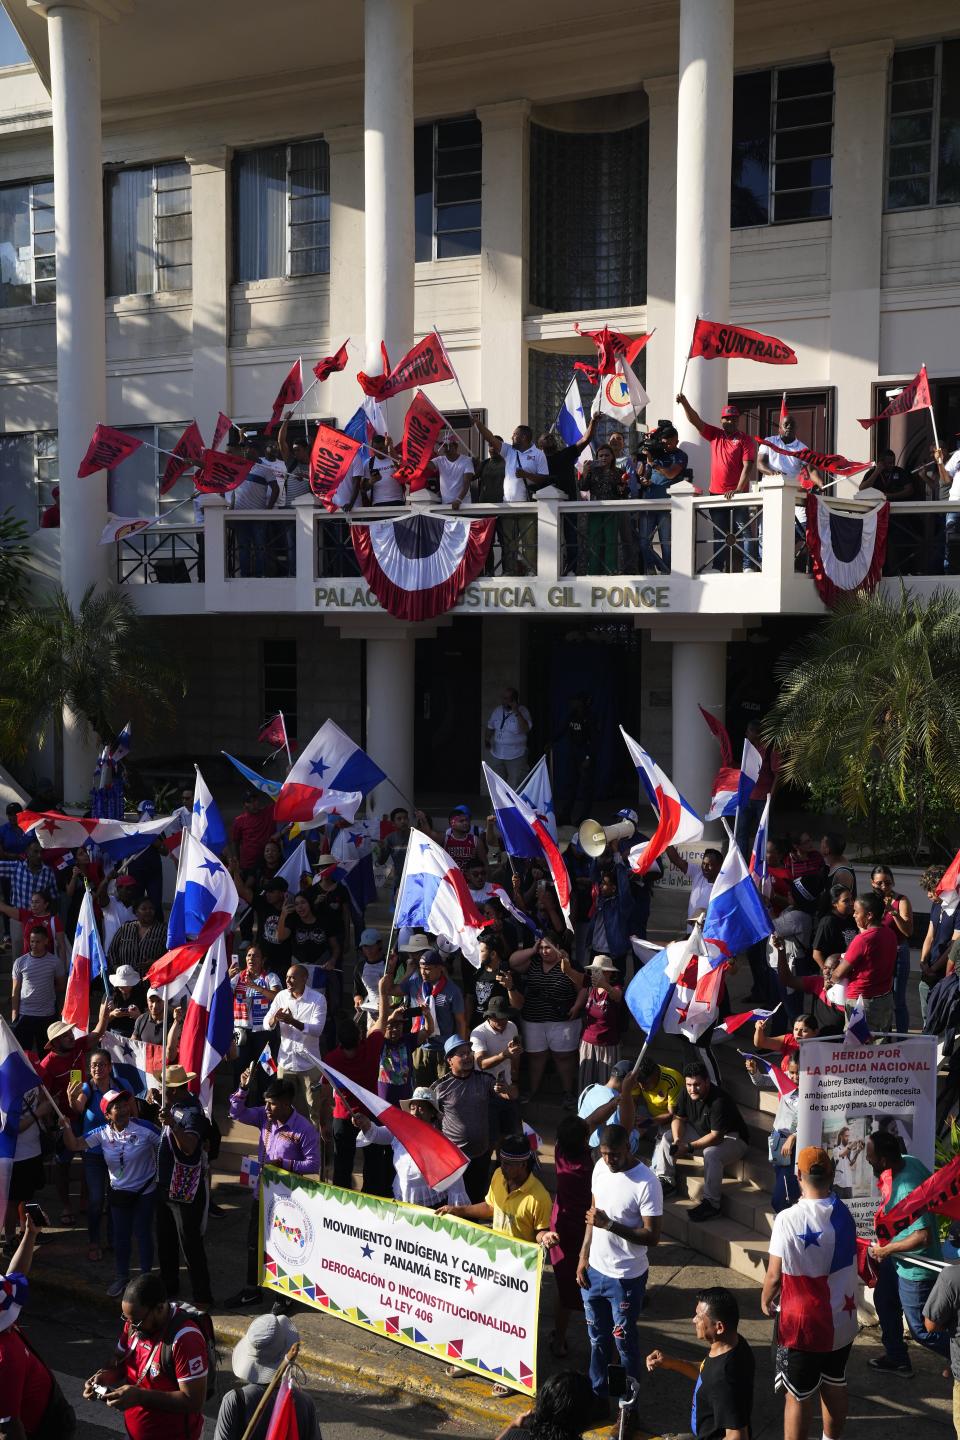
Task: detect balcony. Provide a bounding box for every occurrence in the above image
[107,483,960,625]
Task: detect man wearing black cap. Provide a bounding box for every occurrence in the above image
[470,995,522,1141]
[676,390,757,571]
[235,873,292,974]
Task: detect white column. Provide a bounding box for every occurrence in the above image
[187,147,231,428]
[477,100,530,435]
[327,124,366,425]
[671,636,727,821]
[673,0,734,477]
[828,40,894,469]
[366,635,415,812]
[41,1,110,800]
[364,0,414,432]
[644,75,678,429]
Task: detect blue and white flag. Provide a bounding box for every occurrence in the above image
[395,828,489,967]
[276,840,311,892]
[220,752,282,799]
[483,763,571,928]
[190,767,227,855]
[518,755,558,842]
[701,843,772,965]
[843,995,873,1046]
[624,930,700,1041]
[749,794,772,881]
[557,377,589,451]
[179,934,234,1107]
[0,1018,39,1225]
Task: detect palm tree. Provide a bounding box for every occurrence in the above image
[765,586,960,858]
[0,584,184,770]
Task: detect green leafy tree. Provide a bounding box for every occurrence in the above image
[766,586,960,863]
[0,506,30,614]
[0,584,184,765]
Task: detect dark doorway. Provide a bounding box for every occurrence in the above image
[414,621,482,797]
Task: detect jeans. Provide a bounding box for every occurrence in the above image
[463,1153,491,1204]
[638,509,670,573]
[772,1166,800,1213]
[847,991,894,1032]
[583,1265,647,1395]
[894,944,911,1033]
[84,1151,109,1245]
[156,1176,213,1304]
[874,1257,950,1364]
[237,521,267,577]
[111,1187,156,1283]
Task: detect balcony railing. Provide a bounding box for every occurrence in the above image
[106,486,960,620]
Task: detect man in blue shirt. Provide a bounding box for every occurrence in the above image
[637,424,688,575]
[0,803,29,857]
[401,947,466,1087]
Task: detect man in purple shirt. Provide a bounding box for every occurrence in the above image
[225,1073,319,1309]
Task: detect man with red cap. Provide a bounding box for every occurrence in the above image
[676,390,757,571]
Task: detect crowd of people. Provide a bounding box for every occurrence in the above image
[2,758,960,1440]
[218,396,960,581]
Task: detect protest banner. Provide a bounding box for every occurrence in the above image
[795,1036,937,1234]
[259,1166,541,1394]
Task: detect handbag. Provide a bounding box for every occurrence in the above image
[166,1157,203,1206]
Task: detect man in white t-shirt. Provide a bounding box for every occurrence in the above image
[484,688,532,785]
[758,411,822,539]
[362,435,405,506]
[430,435,476,509]
[472,418,547,574]
[665,845,723,925]
[577,1123,663,1410]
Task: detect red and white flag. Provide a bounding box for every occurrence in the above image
[938,847,960,918]
[309,425,362,511]
[318,1058,468,1192]
[713,1006,775,1040]
[394,390,447,489]
[753,438,871,478]
[99,517,152,545]
[689,318,797,366]
[196,449,253,494]
[313,341,349,385]
[858,365,932,429]
[266,359,304,434]
[258,714,289,751]
[78,425,143,477]
[178,934,234,1102]
[211,412,232,451]
[62,891,106,1035]
[357,334,454,402]
[264,1373,299,1440]
[160,421,205,495]
[573,323,651,378]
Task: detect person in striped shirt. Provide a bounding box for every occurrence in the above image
[11,925,66,1052]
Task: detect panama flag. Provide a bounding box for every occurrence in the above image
[843,995,873,1045]
[190,767,227,855]
[670,951,729,1041]
[276,840,311,893]
[147,831,238,992]
[221,752,282,799]
[319,1057,468,1192]
[274,719,380,826]
[517,755,558,842]
[625,928,701,1040]
[395,828,490,966]
[258,1042,278,1076]
[483,763,571,928]
[706,739,762,821]
[773,1191,858,1353]
[620,726,703,875]
[178,934,234,1102]
[62,890,106,1034]
[330,820,379,916]
[101,1031,164,1097]
[749,794,772,880]
[738,1050,798,1098]
[19,808,179,862]
[344,394,388,471]
[701,842,772,966]
[556,376,591,463]
[713,1006,774,1040]
[937,846,960,918]
[0,1017,39,1224]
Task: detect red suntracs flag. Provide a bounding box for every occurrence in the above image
[313,340,349,384]
[211,412,232,451]
[196,449,253,494]
[689,318,798,365]
[160,421,205,495]
[357,334,454,401]
[309,425,362,511]
[77,425,144,477]
[266,359,304,434]
[394,390,447,490]
[258,714,288,750]
[752,437,871,478]
[573,323,651,378]
[858,365,932,429]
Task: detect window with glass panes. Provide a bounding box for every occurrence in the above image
[107,424,198,518]
[233,139,330,281]
[0,431,58,529]
[529,123,648,311]
[414,117,481,261]
[527,350,644,448]
[0,179,55,307]
[105,162,192,296]
[886,41,960,210]
[731,61,834,227]
[262,639,298,739]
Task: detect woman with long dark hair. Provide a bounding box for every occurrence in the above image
[493,1370,595,1440]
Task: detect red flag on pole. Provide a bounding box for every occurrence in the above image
[211,412,232,451]
[308,424,362,511]
[393,390,447,490]
[779,392,789,423]
[750,437,871,478]
[357,334,455,401]
[77,425,144,477]
[857,365,932,429]
[264,1374,299,1440]
[159,421,205,495]
[689,318,798,365]
[698,705,734,767]
[573,323,651,377]
[195,449,254,494]
[258,714,287,749]
[266,358,304,434]
[313,340,349,384]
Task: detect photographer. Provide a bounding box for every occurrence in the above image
[636,422,688,576]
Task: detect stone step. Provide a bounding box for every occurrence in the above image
[661,1196,769,1282]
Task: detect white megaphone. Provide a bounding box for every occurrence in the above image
[577,817,635,859]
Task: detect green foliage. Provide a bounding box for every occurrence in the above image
[767,587,960,864]
[0,507,31,614]
[804,770,956,865]
[0,584,184,761]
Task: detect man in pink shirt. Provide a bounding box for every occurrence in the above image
[676,392,758,571]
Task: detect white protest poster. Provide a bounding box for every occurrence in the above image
[796,1036,938,1234]
[259,1167,542,1394]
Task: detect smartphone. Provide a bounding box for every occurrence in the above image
[607,1364,627,1399]
[93,1384,110,1399]
[24,1203,49,1228]
[69,1069,82,1088]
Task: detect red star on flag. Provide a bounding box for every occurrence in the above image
[842,1294,857,1315]
[464,1276,477,1294]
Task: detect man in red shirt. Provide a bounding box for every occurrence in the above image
[39,1006,111,1223]
[323,979,390,1194]
[0,1214,66,1439]
[84,1273,207,1440]
[230,794,278,872]
[831,892,897,1032]
[677,391,758,572]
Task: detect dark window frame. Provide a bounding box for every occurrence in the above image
[262,637,299,739]
[233,138,331,283]
[414,115,482,262]
[732,60,834,229]
[104,160,193,297]
[885,39,960,211]
[0,177,55,308]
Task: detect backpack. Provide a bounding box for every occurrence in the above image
[159,1302,219,1403]
[924,971,960,1039]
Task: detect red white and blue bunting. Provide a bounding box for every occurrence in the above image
[351,512,496,622]
[805,495,889,607]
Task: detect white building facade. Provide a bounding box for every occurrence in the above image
[0,0,957,813]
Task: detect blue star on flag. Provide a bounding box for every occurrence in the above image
[310,757,330,779]
[800,1225,822,1249]
[199,858,224,877]
[360,1242,374,1259]
[193,799,203,816]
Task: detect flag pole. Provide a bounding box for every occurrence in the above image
[678,315,698,397]
[383,834,414,966]
[278,711,293,768]
[160,834,190,1111]
[236,1344,300,1440]
[923,363,942,450]
[433,329,476,435]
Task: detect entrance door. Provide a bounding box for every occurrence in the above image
[413,621,482,800]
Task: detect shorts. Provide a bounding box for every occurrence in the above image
[774,1342,852,1400]
[521,1019,580,1053]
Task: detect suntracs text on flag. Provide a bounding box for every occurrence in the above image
[394,390,448,489]
[196,449,253,494]
[160,420,205,495]
[752,436,871,477]
[689,317,797,365]
[858,365,932,429]
[77,424,144,477]
[357,334,454,401]
[308,425,362,511]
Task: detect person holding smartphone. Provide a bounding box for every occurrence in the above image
[0,1213,76,1439]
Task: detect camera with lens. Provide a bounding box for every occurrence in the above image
[637,418,674,466]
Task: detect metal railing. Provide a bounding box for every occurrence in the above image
[794,499,960,577]
[116,526,202,584]
[557,500,672,577]
[225,513,297,578]
[694,497,764,575]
